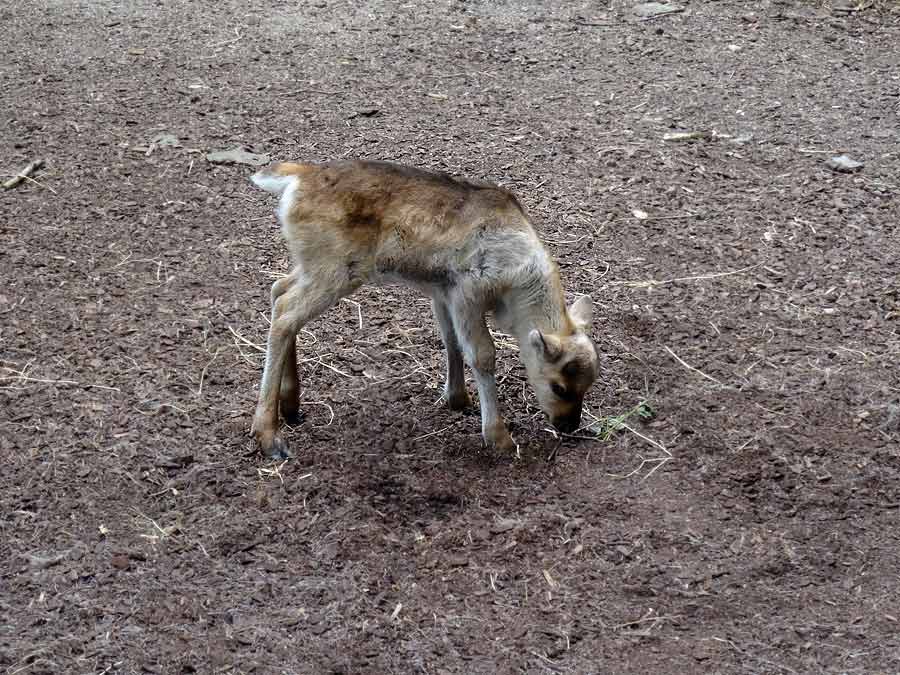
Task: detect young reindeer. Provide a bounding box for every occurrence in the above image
[250,160,599,459]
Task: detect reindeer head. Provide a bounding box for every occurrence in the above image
[522,295,599,434]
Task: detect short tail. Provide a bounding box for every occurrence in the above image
[250,169,295,196]
[250,161,312,196]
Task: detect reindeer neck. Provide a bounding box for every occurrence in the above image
[504,254,572,342]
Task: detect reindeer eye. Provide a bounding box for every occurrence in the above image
[551,383,567,399]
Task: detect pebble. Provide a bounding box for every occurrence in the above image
[826,154,864,173]
[206,147,270,167]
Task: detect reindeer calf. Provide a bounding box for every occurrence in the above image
[250,160,599,459]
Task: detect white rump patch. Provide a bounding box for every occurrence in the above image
[251,171,301,227]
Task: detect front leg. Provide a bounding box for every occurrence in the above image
[449,300,515,452]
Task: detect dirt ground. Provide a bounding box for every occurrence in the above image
[2,1,900,673]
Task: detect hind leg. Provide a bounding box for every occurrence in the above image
[432,297,471,410]
[253,271,354,458]
[270,273,302,425]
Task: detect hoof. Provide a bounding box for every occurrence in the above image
[447,390,472,411]
[484,424,516,453]
[254,430,293,460]
[266,436,293,460]
[280,407,305,427]
[491,435,516,453]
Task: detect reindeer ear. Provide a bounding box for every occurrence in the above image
[528,330,563,361]
[568,295,593,330]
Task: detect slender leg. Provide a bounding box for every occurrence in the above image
[280,339,301,425]
[449,298,515,452]
[271,273,301,425]
[431,297,471,410]
[253,275,352,458]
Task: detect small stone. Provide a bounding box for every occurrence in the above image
[111,554,131,570]
[150,133,182,148]
[826,155,863,173]
[447,554,469,567]
[206,147,270,167]
[490,518,518,534]
[25,551,68,571]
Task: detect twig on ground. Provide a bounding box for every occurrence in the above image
[20,174,58,194]
[384,348,424,367]
[3,159,45,190]
[135,400,188,416]
[411,423,454,442]
[257,460,289,484]
[207,28,243,50]
[593,407,672,480]
[639,5,685,20]
[664,345,724,386]
[282,88,342,97]
[543,234,590,245]
[194,347,221,397]
[0,365,120,392]
[607,455,671,480]
[368,365,430,385]
[546,438,564,462]
[833,345,872,360]
[136,512,179,541]
[618,421,670,455]
[300,354,351,378]
[342,298,363,330]
[574,19,617,27]
[609,263,760,289]
[529,651,565,673]
[614,611,682,630]
[299,400,335,426]
[489,329,518,351]
[228,325,265,353]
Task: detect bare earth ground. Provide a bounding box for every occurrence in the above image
[2,1,900,673]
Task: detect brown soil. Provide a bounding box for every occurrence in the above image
[3,1,900,673]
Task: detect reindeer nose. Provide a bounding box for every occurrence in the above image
[552,411,581,434]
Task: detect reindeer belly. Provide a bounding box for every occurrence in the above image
[372,252,458,295]
[371,227,472,294]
